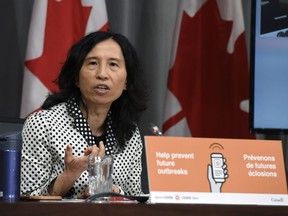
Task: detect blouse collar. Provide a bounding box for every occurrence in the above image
[66,97,116,155]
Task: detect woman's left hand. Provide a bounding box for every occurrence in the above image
[112,186,121,193]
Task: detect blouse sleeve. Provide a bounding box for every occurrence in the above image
[124,127,143,195]
[20,111,58,196]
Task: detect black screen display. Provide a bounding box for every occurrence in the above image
[250,0,288,133]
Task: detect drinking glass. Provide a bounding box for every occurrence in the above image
[88,155,113,197]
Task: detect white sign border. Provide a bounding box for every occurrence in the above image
[150,191,288,206]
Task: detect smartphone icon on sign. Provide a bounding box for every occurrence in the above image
[211,153,225,183]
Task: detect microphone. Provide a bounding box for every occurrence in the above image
[149,122,163,136]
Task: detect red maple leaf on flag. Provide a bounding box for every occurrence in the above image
[25,0,92,93]
[163,1,253,139]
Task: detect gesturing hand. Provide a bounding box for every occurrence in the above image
[64,141,105,180]
[48,142,105,196]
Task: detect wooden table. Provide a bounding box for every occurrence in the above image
[0,201,287,216]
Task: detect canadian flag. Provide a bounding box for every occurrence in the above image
[20,0,108,118]
[163,0,254,139]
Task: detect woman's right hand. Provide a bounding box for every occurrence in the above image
[64,141,105,179]
[48,141,105,196]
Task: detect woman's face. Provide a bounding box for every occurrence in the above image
[77,39,127,108]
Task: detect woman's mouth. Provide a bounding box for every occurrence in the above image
[96,85,109,90]
[93,84,110,94]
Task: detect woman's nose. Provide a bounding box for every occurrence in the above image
[96,65,108,79]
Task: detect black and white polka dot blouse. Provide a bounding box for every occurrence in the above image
[20,99,143,197]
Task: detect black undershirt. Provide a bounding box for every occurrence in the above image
[93,134,105,147]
